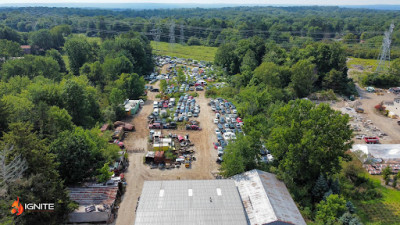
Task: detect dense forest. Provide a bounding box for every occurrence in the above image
[0,5,398,225]
[0,6,399,58]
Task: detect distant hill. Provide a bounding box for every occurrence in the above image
[341,5,400,10]
[0,3,399,11]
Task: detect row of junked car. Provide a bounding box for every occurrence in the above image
[209,98,244,163]
[172,94,201,122]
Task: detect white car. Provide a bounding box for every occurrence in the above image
[213,118,219,124]
[188,112,192,117]
[215,129,221,135]
[211,106,216,111]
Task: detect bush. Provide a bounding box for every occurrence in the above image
[190,92,199,97]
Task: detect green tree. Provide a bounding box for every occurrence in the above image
[97,163,113,183]
[64,37,92,75]
[102,56,133,81]
[62,80,89,126]
[116,73,144,99]
[1,123,75,225]
[29,29,54,53]
[109,88,125,106]
[80,61,105,86]
[312,174,329,202]
[221,134,260,177]
[0,99,9,136]
[50,24,71,49]
[0,55,60,81]
[187,36,201,46]
[0,39,22,59]
[289,59,317,98]
[315,194,347,225]
[240,49,258,72]
[159,80,167,94]
[266,100,352,197]
[339,212,363,225]
[250,62,290,88]
[382,166,392,185]
[323,69,349,94]
[46,49,67,73]
[50,127,106,184]
[215,43,239,75]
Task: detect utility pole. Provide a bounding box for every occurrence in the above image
[376,23,395,72]
[180,22,185,45]
[169,20,176,51]
[150,23,162,52]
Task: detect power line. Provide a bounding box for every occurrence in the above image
[376,23,395,72]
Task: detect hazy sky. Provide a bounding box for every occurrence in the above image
[3,0,400,5]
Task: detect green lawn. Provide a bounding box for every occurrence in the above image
[151,41,217,62]
[355,175,400,225]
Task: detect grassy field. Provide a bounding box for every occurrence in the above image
[354,174,400,224]
[347,57,379,72]
[151,41,217,62]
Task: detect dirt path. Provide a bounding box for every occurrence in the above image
[115,81,219,225]
[355,85,400,143]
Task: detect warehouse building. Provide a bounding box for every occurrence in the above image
[232,169,307,225]
[134,180,248,225]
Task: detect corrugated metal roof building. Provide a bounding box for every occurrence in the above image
[232,169,306,225]
[134,180,248,225]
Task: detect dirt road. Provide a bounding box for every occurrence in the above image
[355,85,400,143]
[115,81,219,225]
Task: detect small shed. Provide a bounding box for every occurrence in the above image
[154,151,165,163]
[145,151,155,163]
[124,99,140,115]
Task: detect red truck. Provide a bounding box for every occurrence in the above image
[364,136,379,144]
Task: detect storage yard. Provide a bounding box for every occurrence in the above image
[115,59,221,225]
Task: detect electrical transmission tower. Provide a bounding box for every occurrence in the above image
[169,21,176,50]
[150,24,162,52]
[180,22,185,45]
[376,23,395,72]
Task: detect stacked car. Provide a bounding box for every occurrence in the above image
[209,98,244,163]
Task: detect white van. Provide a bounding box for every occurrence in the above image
[153,101,158,108]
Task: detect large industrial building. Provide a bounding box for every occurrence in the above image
[134,170,306,225]
[134,180,248,225]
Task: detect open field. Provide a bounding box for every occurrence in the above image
[151,41,217,62]
[355,175,400,225]
[347,57,379,84]
[347,57,379,71]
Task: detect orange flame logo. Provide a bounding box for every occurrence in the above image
[11,197,23,215]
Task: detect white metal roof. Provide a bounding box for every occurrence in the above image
[134,180,248,225]
[352,144,400,162]
[232,170,306,225]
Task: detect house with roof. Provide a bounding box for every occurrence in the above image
[232,169,306,225]
[20,45,31,54]
[134,180,248,225]
[67,184,121,224]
